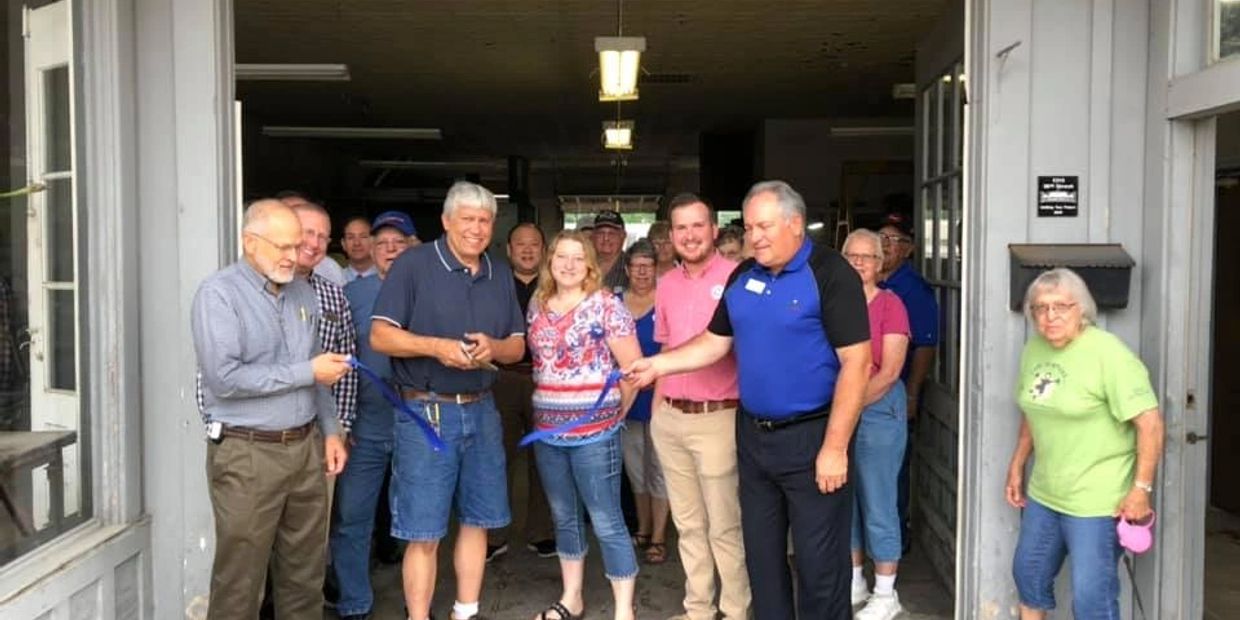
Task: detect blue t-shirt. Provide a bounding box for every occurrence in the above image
[880,261,940,381]
[627,305,659,422]
[372,238,525,393]
[707,240,870,419]
[344,275,393,441]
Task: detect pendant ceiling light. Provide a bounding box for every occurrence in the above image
[594,0,645,101]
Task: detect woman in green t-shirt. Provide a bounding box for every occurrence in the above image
[1005,268,1164,620]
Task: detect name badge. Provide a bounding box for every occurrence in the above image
[744,278,766,294]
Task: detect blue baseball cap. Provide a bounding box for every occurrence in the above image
[371,211,417,237]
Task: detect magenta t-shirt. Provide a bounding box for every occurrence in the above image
[867,290,911,376]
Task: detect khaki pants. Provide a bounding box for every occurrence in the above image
[489,368,554,545]
[650,400,752,620]
[207,429,328,620]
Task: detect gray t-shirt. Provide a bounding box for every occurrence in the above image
[603,257,628,294]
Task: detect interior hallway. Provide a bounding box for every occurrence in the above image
[326,449,953,619]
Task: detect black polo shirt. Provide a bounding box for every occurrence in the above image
[373,237,525,393]
[707,240,869,419]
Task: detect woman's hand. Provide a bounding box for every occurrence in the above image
[1115,487,1152,522]
[1005,467,1026,509]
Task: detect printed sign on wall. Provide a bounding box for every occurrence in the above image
[1037,176,1079,217]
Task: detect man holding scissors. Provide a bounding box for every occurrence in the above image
[371,181,525,620]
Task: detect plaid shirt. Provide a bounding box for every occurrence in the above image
[308,272,358,429]
[197,271,360,431]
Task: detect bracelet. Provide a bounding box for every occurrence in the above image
[1134,480,1154,493]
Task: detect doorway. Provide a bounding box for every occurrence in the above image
[1205,108,1240,619]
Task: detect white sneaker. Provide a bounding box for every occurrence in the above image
[855,591,903,620]
[850,579,871,606]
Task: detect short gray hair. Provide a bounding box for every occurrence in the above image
[1022,267,1098,325]
[842,229,884,264]
[443,181,498,217]
[242,198,293,234]
[626,238,657,265]
[744,180,806,221]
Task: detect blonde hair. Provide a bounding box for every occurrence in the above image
[533,231,602,309]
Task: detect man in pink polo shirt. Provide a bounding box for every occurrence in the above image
[652,193,751,620]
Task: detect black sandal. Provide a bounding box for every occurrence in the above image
[645,541,668,564]
[632,533,651,549]
[540,601,582,620]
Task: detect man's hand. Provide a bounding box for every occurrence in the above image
[623,358,658,390]
[312,353,351,385]
[1005,467,1026,509]
[1115,487,1152,522]
[907,394,920,421]
[324,433,348,475]
[436,338,477,370]
[815,447,848,494]
[463,332,495,365]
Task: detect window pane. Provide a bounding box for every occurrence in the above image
[48,289,75,391]
[0,5,90,567]
[1219,1,1240,61]
[46,178,74,282]
[44,66,71,173]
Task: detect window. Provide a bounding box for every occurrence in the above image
[919,61,965,392]
[0,0,90,566]
[1216,0,1240,61]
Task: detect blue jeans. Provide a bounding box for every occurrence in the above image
[535,432,639,581]
[329,434,392,616]
[1012,498,1123,619]
[390,395,511,541]
[851,382,907,562]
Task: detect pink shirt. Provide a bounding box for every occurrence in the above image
[654,252,740,401]
[867,289,910,376]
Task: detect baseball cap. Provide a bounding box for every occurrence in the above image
[594,209,625,231]
[880,211,915,239]
[371,211,417,237]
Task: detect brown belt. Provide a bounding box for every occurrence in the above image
[400,388,487,404]
[221,420,316,444]
[664,397,740,414]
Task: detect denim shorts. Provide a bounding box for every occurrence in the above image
[390,394,511,541]
[1012,498,1123,619]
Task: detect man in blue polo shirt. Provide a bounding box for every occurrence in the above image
[876,212,939,553]
[626,180,871,619]
[371,182,526,620]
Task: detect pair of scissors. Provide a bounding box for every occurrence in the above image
[459,339,499,371]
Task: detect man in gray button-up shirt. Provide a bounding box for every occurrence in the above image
[191,199,351,620]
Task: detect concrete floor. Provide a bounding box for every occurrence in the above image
[327,446,953,619]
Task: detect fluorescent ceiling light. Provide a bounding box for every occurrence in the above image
[829,126,914,137]
[595,36,645,101]
[235,63,350,81]
[261,126,442,140]
[602,120,635,150]
[807,221,825,231]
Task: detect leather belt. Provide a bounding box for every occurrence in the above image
[400,388,487,404]
[221,420,316,443]
[664,397,740,414]
[750,410,830,431]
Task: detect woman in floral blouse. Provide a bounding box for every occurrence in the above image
[526,230,643,620]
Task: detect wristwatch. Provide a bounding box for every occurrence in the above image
[1134,480,1154,493]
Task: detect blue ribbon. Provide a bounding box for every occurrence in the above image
[519,370,624,447]
[348,357,446,452]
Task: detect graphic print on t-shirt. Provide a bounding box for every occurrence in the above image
[1028,362,1065,402]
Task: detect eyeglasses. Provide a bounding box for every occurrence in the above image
[843,252,880,263]
[247,231,302,255]
[374,239,410,251]
[628,263,656,272]
[1031,301,1078,317]
[880,234,911,245]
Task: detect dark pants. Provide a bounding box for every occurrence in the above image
[897,420,913,550]
[207,428,328,620]
[489,368,554,544]
[738,412,852,620]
